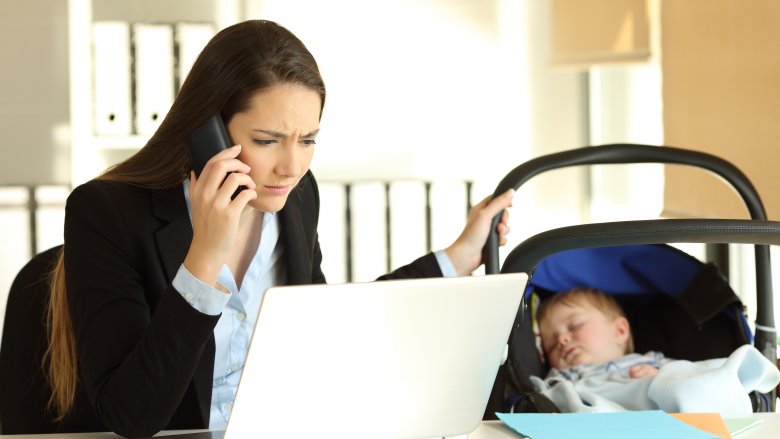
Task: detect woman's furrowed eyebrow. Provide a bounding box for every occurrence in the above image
[253,129,320,138]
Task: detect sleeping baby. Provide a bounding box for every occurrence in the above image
[531,287,780,416]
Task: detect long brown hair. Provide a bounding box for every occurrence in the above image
[45,19,326,419]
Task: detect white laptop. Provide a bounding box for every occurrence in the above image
[223,272,528,439]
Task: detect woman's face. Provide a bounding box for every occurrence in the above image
[227,83,321,213]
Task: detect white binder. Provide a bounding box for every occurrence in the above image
[133,23,175,136]
[175,22,214,88]
[430,181,468,251]
[349,182,387,282]
[317,182,348,283]
[92,21,132,136]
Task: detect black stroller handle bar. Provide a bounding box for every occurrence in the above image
[483,144,773,331]
[485,144,767,274]
[501,219,780,275]
[501,218,778,364]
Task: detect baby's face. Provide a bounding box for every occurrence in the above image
[539,302,628,370]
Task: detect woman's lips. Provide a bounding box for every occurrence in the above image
[264,185,290,195]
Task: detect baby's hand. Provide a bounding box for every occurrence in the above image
[629,364,659,378]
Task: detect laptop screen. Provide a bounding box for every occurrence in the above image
[224,273,528,439]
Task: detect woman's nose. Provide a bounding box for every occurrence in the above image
[277,144,303,177]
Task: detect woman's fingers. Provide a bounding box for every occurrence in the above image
[497,208,511,245]
[497,222,510,246]
[228,183,259,210]
[192,145,253,200]
[198,143,247,177]
[485,189,514,219]
[443,188,515,275]
[215,172,257,207]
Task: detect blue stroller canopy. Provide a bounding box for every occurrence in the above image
[523,242,751,344]
[525,244,703,298]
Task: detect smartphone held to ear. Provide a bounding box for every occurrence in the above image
[186,114,247,200]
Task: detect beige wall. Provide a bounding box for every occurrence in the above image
[0,1,70,185]
[551,0,651,65]
[662,0,780,220]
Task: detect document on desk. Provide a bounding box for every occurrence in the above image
[670,413,732,439]
[496,411,721,439]
[723,417,763,436]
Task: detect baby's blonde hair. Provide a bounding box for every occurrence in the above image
[536,287,634,354]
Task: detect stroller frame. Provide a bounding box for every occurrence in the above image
[482,144,778,414]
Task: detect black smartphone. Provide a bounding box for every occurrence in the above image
[186,114,246,199]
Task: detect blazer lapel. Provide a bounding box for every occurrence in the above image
[151,186,193,283]
[279,194,313,285]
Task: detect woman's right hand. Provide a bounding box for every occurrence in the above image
[183,144,257,286]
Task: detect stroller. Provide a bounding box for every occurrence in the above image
[481,144,779,416]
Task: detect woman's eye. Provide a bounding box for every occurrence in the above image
[301,139,317,146]
[253,138,276,146]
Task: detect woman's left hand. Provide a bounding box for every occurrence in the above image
[444,188,514,276]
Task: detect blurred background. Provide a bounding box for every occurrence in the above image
[1,0,778,347]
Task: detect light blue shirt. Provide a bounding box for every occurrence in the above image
[171,180,457,429]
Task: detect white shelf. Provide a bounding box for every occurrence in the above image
[67,0,242,187]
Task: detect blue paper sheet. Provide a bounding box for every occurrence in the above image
[496,411,721,439]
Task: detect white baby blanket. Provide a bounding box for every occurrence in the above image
[532,345,780,416]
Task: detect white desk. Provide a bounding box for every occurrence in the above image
[2,415,778,438]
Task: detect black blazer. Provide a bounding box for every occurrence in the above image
[60,172,442,438]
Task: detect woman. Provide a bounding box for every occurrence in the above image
[46,20,513,438]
